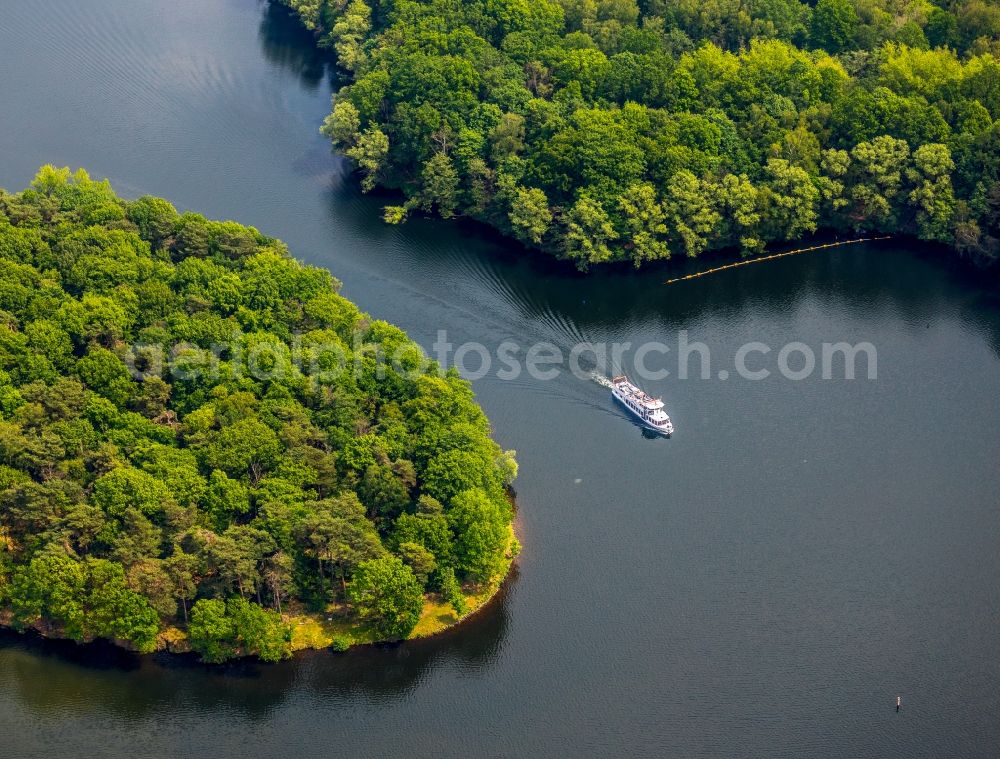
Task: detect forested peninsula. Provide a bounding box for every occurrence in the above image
[282,0,1000,267]
[0,167,518,662]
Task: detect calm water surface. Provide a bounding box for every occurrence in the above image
[2,2,1000,756]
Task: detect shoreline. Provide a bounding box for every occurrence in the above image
[282,521,520,654]
[0,523,521,664]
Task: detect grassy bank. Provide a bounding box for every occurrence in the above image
[150,523,519,656]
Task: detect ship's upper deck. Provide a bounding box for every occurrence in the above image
[612,376,664,409]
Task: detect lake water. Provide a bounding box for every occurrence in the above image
[3,1,1000,756]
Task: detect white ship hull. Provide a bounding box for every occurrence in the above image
[610,375,673,435]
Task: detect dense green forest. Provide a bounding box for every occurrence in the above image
[0,167,517,662]
[281,0,1000,267]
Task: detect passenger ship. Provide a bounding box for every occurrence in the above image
[611,375,674,435]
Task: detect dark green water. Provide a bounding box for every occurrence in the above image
[3,2,1000,756]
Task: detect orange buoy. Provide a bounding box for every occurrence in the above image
[663,236,892,286]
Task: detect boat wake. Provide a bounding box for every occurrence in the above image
[589,372,614,389]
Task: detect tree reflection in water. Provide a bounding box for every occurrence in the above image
[0,567,517,721]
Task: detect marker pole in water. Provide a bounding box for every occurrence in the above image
[896,695,901,712]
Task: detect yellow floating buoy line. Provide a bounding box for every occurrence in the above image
[663,235,893,285]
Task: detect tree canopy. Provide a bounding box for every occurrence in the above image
[283,0,1000,266]
[0,167,516,660]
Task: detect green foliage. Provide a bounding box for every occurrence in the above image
[420,152,461,218]
[346,129,390,192]
[92,466,173,519]
[391,495,455,568]
[810,0,858,53]
[438,565,467,616]
[329,634,351,652]
[509,187,553,244]
[284,0,1000,265]
[0,168,516,660]
[447,488,511,583]
[201,417,281,484]
[396,540,436,586]
[127,196,179,249]
[187,592,290,663]
[562,196,617,266]
[8,553,159,652]
[347,555,424,639]
[186,599,232,663]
